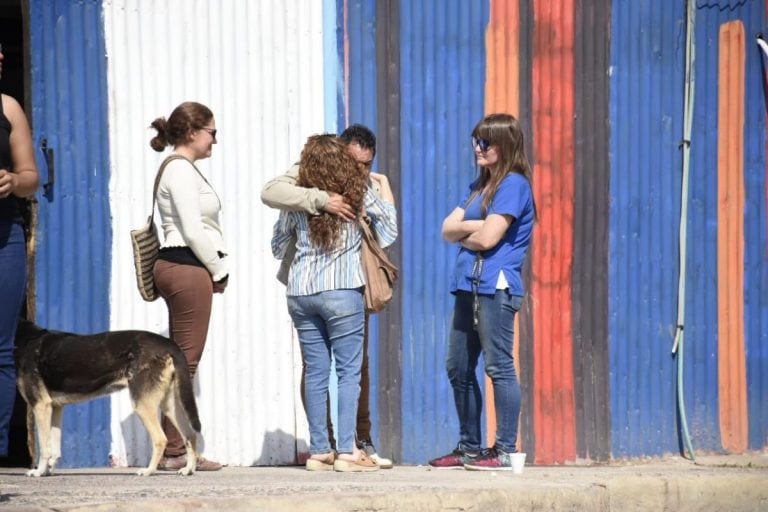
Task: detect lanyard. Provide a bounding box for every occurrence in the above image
[471,253,484,329]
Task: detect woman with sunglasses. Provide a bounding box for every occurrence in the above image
[148,101,227,471]
[0,42,39,460]
[429,113,535,470]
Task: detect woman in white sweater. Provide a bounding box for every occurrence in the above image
[149,101,227,471]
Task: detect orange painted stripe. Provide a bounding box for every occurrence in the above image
[483,0,521,450]
[530,0,577,464]
[717,20,748,454]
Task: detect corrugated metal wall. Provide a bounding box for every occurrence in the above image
[398,0,489,464]
[610,0,767,457]
[29,0,112,467]
[572,0,611,462]
[103,0,327,466]
[686,0,766,453]
[530,0,578,464]
[24,0,768,469]
[339,0,385,451]
[609,0,686,458]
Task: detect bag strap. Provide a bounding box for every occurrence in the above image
[358,216,379,248]
[149,154,221,223]
[357,217,398,273]
[148,155,186,224]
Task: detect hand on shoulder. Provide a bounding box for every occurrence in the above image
[368,172,389,187]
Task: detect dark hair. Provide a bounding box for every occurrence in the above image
[467,113,534,217]
[297,134,368,251]
[339,124,376,156]
[149,101,214,152]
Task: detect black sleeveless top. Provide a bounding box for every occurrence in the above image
[0,96,21,222]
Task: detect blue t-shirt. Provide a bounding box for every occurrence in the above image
[449,172,534,296]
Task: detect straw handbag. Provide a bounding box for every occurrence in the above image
[358,217,398,313]
[130,155,184,301]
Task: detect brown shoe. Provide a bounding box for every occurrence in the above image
[158,454,187,471]
[195,456,223,471]
[158,454,223,472]
[333,452,380,472]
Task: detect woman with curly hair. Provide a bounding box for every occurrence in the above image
[271,134,397,472]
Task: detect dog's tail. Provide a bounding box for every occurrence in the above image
[172,352,202,432]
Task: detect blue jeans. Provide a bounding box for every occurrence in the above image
[287,289,364,455]
[0,220,26,456]
[446,290,523,453]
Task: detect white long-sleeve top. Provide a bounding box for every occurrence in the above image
[156,157,228,281]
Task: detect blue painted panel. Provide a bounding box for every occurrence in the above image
[341,0,382,445]
[29,0,111,467]
[735,1,768,450]
[684,4,726,453]
[685,1,768,453]
[609,1,685,457]
[399,0,488,464]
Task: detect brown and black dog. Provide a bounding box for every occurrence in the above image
[15,320,200,477]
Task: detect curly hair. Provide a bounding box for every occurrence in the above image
[297,134,368,251]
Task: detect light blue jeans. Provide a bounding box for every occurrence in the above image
[287,288,364,455]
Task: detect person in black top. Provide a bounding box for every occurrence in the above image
[0,42,39,458]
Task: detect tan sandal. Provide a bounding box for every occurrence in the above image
[333,452,380,472]
[306,452,335,471]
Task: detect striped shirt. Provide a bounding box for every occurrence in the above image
[271,188,397,296]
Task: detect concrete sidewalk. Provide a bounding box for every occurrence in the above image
[1,454,767,511]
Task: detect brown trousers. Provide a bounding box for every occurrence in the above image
[300,314,371,448]
[153,259,213,457]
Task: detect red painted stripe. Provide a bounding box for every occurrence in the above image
[530,0,577,464]
[717,20,748,454]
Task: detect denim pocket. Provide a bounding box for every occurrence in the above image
[322,288,364,317]
[503,291,524,313]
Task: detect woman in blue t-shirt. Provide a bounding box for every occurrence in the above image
[429,113,535,471]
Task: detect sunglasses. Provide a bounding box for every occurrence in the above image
[201,127,217,139]
[472,136,491,152]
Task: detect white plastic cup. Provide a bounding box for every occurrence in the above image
[510,452,526,474]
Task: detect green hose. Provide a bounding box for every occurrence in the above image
[672,0,696,462]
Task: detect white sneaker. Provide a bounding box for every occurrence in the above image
[359,440,393,469]
[369,452,393,469]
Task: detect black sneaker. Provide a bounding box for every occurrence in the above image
[463,446,514,471]
[428,448,477,469]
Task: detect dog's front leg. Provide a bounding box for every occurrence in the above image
[27,402,54,477]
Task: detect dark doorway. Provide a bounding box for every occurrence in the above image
[0,0,32,469]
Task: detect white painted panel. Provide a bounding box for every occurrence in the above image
[104,0,325,466]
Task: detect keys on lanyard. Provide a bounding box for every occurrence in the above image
[471,255,484,329]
